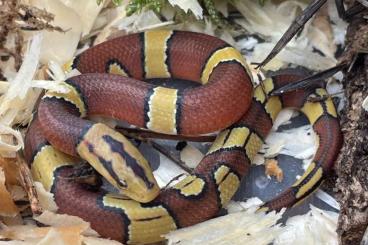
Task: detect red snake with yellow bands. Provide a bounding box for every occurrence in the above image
[24,30,342,244]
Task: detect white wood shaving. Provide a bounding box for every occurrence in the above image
[168,0,203,19]
[180,143,204,168]
[27,0,83,65]
[59,0,105,36]
[254,124,317,166]
[275,205,338,245]
[315,189,340,210]
[226,198,264,214]
[0,34,42,156]
[153,153,188,188]
[34,182,58,213]
[165,207,285,245]
[362,95,368,112]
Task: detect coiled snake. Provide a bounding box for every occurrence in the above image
[24,30,342,244]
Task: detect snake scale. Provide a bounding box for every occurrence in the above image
[24,30,342,244]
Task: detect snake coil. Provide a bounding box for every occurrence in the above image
[24,30,342,244]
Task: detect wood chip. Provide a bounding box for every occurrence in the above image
[265,159,283,182]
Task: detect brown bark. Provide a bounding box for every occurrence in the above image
[336,16,368,245]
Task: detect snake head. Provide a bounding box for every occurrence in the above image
[77,123,160,203]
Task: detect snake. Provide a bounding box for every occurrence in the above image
[24,30,342,244]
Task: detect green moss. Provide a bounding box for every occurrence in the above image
[202,0,223,26]
[126,0,165,16]
[97,0,228,27]
[97,0,124,5]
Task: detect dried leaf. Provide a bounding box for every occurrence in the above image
[1,215,24,226]
[0,158,19,185]
[34,211,99,237]
[0,167,19,217]
[37,227,82,245]
[0,224,86,244]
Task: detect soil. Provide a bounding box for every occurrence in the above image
[335,14,368,244]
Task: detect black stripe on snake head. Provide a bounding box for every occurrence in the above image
[102,134,154,189]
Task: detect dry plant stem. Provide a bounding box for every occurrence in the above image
[257,0,327,68]
[149,141,193,174]
[116,127,216,142]
[118,128,194,173]
[307,91,344,102]
[16,154,43,215]
[271,63,348,96]
[335,0,366,19]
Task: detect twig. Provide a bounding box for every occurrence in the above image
[16,153,43,215]
[270,63,347,96]
[307,91,344,102]
[335,0,366,20]
[257,0,327,69]
[356,0,368,9]
[117,127,195,173]
[116,126,216,142]
[149,141,193,174]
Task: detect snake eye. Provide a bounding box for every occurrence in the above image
[118,179,128,188]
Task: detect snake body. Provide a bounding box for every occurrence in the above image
[24,30,342,244]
